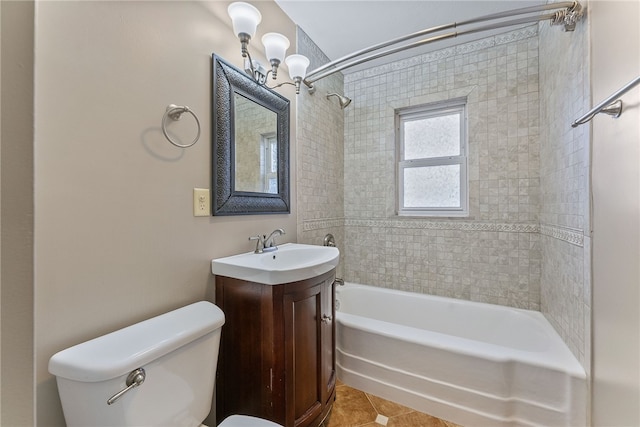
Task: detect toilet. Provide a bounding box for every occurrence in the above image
[48,301,281,427]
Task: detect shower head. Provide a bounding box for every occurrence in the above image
[326,93,352,109]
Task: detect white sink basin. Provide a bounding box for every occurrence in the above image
[211,243,340,285]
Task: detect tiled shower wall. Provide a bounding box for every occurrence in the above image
[342,26,542,310]
[539,11,591,368]
[297,21,590,366]
[296,28,346,276]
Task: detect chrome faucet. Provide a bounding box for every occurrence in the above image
[249,228,285,254]
[264,228,285,249]
[248,235,266,254]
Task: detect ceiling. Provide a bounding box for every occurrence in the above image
[274,0,547,74]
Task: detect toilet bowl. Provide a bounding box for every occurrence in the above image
[48,301,282,427]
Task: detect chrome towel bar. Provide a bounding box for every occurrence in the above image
[572,75,640,127]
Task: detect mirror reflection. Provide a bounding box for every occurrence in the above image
[234,93,279,194]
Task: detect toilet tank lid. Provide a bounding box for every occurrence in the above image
[48,301,225,382]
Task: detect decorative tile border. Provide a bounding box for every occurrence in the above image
[303,218,584,246]
[302,218,584,247]
[297,27,331,70]
[345,218,539,233]
[540,223,584,247]
[303,217,540,233]
[345,25,538,83]
[494,25,538,46]
[302,217,345,232]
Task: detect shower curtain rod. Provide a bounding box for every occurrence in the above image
[303,1,582,88]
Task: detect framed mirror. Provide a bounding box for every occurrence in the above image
[212,54,290,215]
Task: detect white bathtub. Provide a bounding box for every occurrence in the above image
[335,283,586,427]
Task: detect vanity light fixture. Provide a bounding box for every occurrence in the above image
[262,32,289,80]
[228,2,309,92]
[227,2,261,57]
[285,54,310,94]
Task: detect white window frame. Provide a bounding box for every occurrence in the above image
[260,132,278,193]
[396,98,468,217]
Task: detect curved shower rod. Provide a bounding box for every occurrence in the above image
[303,1,582,89]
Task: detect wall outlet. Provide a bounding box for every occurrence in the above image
[193,188,210,217]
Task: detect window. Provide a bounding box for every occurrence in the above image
[396,98,468,216]
[260,133,278,193]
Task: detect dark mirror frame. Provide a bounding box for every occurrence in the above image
[212,54,290,215]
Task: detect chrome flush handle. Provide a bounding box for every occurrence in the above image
[107,368,146,405]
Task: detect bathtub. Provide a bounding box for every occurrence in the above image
[335,283,586,427]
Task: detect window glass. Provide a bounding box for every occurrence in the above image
[403,114,460,159]
[396,99,468,216]
[403,165,461,208]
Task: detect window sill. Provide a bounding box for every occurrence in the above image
[397,211,469,218]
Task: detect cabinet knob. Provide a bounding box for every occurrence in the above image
[321,314,332,324]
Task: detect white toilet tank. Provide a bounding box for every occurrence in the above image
[48,301,225,427]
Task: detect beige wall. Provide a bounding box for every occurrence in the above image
[1,1,35,425]
[590,1,640,425]
[31,1,297,425]
[0,1,2,417]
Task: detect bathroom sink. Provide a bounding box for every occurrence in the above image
[211,243,339,285]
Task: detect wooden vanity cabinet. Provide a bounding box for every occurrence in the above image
[215,269,336,427]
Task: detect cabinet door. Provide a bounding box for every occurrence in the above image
[320,278,336,406]
[283,283,324,427]
[215,278,279,424]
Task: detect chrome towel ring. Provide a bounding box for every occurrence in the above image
[161,104,201,148]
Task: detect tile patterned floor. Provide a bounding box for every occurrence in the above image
[325,382,462,427]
